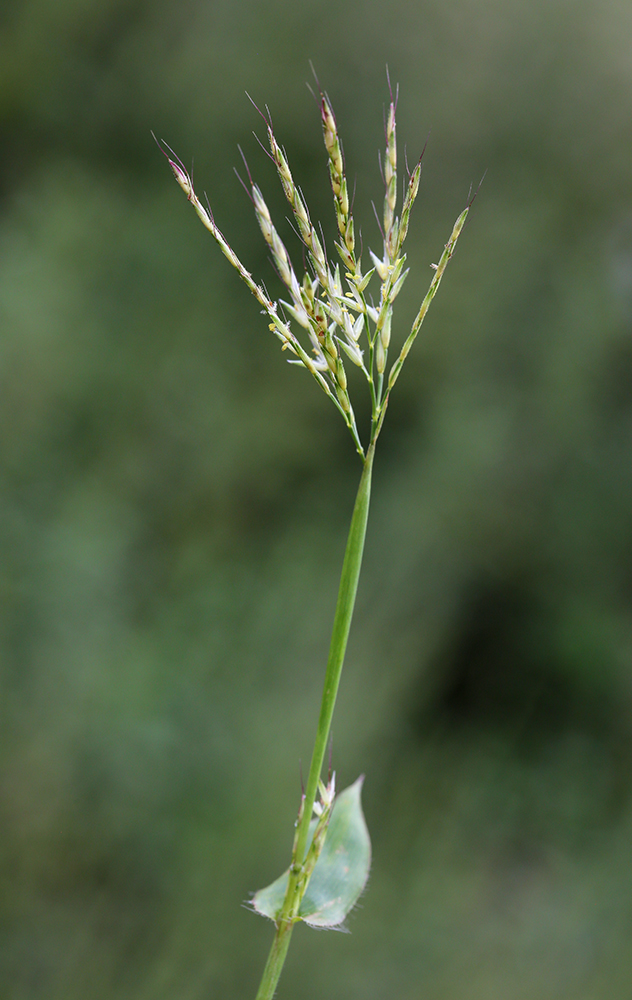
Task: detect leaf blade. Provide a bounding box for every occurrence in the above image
[251,776,371,930]
[300,776,371,928]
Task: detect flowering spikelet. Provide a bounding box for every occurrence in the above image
[383,96,398,262]
[396,157,422,256]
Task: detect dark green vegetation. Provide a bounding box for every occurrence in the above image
[2,0,632,997]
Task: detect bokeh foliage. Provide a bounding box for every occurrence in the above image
[2,0,632,997]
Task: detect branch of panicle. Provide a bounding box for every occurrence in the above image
[156,135,366,452]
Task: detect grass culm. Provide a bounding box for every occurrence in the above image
[157,72,473,1000]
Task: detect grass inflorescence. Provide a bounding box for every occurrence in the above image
[157,80,472,460]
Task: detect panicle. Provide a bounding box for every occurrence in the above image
[159,78,470,462]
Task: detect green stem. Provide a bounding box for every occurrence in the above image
[254,920,295,1000]
[296,441,374,858]
[254,441,376,1000]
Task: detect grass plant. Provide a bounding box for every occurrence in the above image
[158,75,472,999]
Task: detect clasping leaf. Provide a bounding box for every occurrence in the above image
[252,776,371,930]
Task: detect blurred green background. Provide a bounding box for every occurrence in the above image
[2,0,632,997]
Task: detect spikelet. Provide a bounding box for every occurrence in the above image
[383,96,397,262]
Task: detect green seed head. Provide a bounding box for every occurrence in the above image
[161,79,470,463]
